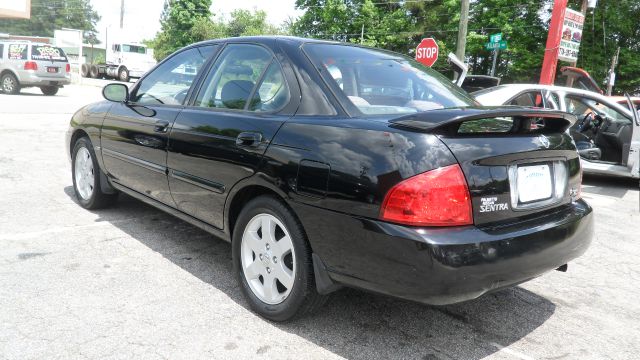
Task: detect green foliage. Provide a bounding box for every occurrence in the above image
[150,3,287,61]
[293,0,640,94]
[0,0,100,43]
[150,0,213,60]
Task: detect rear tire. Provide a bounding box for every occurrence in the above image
[71,137,118,209]
[232,195,327,321]
[40,86,59,96]
[89,64,99,79]
[1,73,20,94]
[80,63,89,77]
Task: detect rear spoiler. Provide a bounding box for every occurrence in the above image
[390,107,577,135]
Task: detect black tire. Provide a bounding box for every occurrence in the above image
[40,86,59,96]
[1,73,20,94]
[89,64,99,79]
[232,195,327,321]
[71,137,118,209]
[80,63,89,77]
[118,67,129,82]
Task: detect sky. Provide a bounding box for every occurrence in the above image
[91,0,304,45]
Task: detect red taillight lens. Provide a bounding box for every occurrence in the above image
[66,63,71,73]
[24,61,38,71]
[380,164,473,227]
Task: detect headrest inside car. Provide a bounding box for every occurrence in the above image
[221,80,258,110]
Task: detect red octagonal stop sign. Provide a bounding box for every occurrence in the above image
[415,38,439,67]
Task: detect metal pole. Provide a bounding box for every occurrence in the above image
[360,24,364,44]
[456,0,469,61]
[120,0,125,29]
[490,49,498,77]
[606,47,620,96]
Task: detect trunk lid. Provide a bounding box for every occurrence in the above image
[391,107,583,226]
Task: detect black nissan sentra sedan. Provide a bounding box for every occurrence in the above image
[66,37,593,321]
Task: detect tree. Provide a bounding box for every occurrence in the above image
[150,0,213,60]
[0,0,100,42]
[152,7,288,61]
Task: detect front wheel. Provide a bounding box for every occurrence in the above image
[232,196,327,321]
[118,67,129,82]
[71,137,118,209]
[40,86,59,96]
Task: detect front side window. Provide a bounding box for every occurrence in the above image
[132,45,217,105]
[304,44,477,115]
[567,96,630,123]
[195,44,289,112]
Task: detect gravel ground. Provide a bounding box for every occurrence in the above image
[0,84,639,360]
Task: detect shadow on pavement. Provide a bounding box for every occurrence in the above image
[64,186,556,360]
[582,174,639,198]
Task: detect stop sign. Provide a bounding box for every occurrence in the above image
[415,38,439,67]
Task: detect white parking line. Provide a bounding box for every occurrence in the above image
[489,342,536,360]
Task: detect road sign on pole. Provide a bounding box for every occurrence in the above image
[490,33,502,43]
[484,40,507,51]
[415,38,439,67]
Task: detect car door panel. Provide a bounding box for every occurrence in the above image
[166,42,298,229]
[100,44,218,206]
[167,111,287,228]
[101,105,181,205]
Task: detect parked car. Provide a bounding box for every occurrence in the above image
[474,84,640,179]
[0,41,71,95]
[66,37,593,321]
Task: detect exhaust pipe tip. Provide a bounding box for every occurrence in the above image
[555,264,568,272]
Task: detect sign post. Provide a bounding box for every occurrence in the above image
[415,38,439,67]
[484,33,507,77]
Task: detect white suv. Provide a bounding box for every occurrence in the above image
[0,41,72,96]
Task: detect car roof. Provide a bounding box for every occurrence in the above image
[190,36,339,47]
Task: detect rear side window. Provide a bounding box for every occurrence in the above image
[195,44,289,112]
[0,44,3,59]
[8,44,28,60]
[31,45,68,62]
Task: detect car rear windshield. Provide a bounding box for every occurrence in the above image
[304,43,477,115]
[31,45,68,62]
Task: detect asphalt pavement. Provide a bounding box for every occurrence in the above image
[0,84,639,359]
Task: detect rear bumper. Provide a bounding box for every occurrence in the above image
[295,199,593,305]
[19,72,71,87]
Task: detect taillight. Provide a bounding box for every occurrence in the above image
[66,63,71,73]
[380,164,473,226]
[24,61,38,71]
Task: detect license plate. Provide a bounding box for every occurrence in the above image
[47,67,58,73]
[517,164,552,203]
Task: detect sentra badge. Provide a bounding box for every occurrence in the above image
[479,197,509,213]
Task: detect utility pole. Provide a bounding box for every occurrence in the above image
[539,0,568,85]
[606,47,620,96]
[360,24,364,44]
[120,0,125,29]
[456,0,469,61]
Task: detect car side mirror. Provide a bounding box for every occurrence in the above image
[103,83,129,103]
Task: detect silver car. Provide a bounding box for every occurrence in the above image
[0,41,72,96]
[474,84,640,179]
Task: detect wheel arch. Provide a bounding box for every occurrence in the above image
[226,183,286,241]
[0,69,20,85]
[69,129,90,158]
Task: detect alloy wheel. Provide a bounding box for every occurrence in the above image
[3,77,15,93]
[241,213,296,305]
[74,147,95,200]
